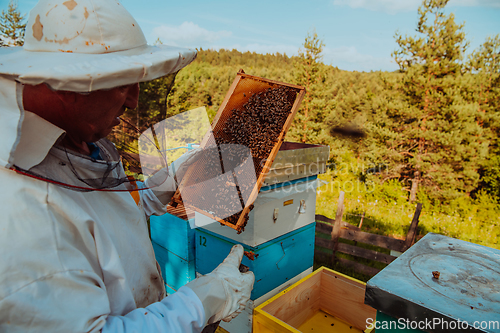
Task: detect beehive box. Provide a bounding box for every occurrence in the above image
[171,70,306,233]
[152,241,195,294]
[200,175,322,247]
[196,222,315,300]
[217,267,313,333]
[365,233,500,333]
[150,206,195,261]
[253,267,376,333]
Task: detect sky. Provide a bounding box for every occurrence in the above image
[9,0,500,72]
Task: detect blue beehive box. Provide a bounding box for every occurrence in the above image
[152,241,195,294]
[196,222,316,300]
[150,211,195,261]
[150,210,196,293]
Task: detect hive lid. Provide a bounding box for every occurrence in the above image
[365,233,500,332]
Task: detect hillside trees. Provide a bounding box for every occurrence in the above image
[112,21,497,207]
[287,30,327,144]
[372,0,486,202]
[325,70,384,156]
[0,1,25,46]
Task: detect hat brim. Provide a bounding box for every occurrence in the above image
[0,44,197,92]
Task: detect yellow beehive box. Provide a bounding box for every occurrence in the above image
[253,267,376,333]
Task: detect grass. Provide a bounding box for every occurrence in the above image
[316,170,500,249]
[313,167,500,280]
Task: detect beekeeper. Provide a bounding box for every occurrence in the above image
[0,0,254,332]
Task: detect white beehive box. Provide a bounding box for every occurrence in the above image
[195,142,329,246]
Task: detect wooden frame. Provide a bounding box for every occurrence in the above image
[315,192,422,277]
[171,70,305,233]
[165,204,194,220]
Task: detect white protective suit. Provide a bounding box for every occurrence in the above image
[0,1,254,330]
[0,83,206,332]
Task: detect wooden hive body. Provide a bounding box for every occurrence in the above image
[254,267,376,333]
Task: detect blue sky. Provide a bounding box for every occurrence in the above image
[10,0,500,72]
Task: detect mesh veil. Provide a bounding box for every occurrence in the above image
[14,73,180,192]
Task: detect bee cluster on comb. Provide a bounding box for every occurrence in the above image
[217,86,293,178]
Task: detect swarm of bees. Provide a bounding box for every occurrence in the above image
[181,85,296,228]
[218,85,293,174]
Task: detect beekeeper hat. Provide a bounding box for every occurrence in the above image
[0,0,197,92]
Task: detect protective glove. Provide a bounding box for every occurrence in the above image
[145,148,202,205]
[185,244,255,324]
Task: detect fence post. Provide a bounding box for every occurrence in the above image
[402,203,422,251]
[358,211,365,229]
[330,191,345,265]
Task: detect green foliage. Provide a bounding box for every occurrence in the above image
[316,156,500,250]
[104,0,499,253]
[368,0,487,203]
[482,154,500,198]
[0,1,25,46]
[136,37,497,209]
[465,35,500,198]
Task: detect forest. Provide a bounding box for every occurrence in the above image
[1,0,499,249]
[129,0,500,250]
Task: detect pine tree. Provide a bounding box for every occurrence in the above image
[0,1,25,47]
[377,0,485,202]
[466,35,500,198]
[288,30,326,144]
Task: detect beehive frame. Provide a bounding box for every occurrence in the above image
[171,69,305,233]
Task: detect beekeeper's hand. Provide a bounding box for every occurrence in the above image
[185,244,255,324]
[145,148,202,205]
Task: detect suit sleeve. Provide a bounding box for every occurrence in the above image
[102,286,205,333]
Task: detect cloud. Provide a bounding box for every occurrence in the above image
[152,22,398,71]
[332,0,500,14]
[153,22,232,47]
[332,0,421,15]
[323,46,397,71]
